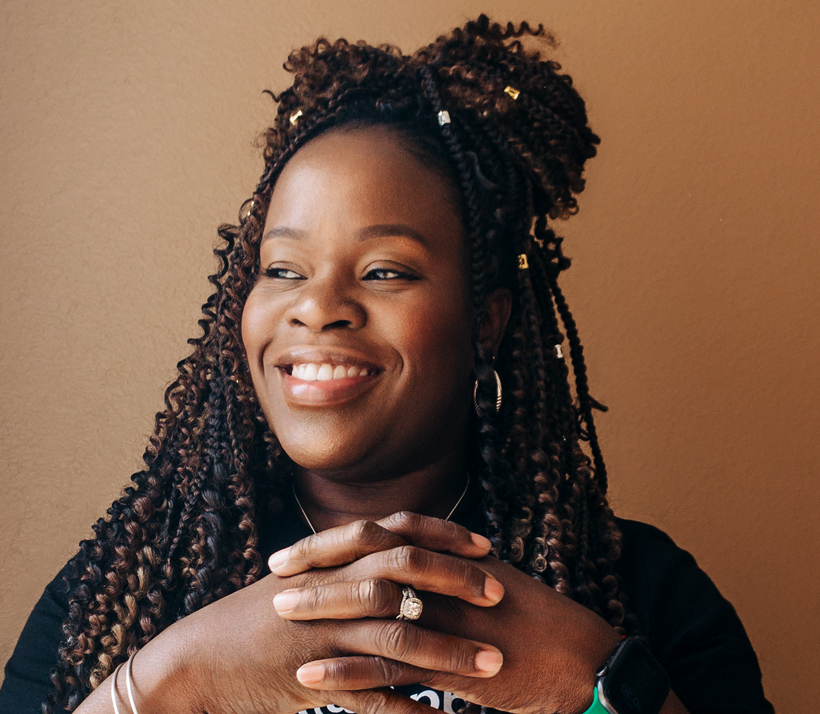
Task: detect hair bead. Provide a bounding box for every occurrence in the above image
[437,109,451,125]
[518,254,529,269]
[289,109,303,125]
[504,85,521,100]
[237,198,257,224]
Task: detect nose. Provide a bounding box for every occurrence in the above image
[286,271,366,332]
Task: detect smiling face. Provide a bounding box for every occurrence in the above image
[241,125,477,482]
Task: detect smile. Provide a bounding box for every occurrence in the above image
[273,349,385,406]
[288,363,375,381]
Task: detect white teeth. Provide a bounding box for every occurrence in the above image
[290,362,372,381]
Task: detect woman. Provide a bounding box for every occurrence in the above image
[0,16,772,714]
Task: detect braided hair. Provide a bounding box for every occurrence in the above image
[46,15,629,711]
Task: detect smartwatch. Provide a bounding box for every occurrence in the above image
[582,637,671,714]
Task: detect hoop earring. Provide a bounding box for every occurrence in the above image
[473,370,503,416]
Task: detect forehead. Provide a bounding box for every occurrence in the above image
[265,125,463,241]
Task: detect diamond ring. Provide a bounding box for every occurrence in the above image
[396,586,423,621]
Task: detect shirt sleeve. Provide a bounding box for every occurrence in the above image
[0,561,74,714]
[616,519,774,714]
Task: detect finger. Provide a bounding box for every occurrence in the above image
[377,511,492,557]
[296,656,433,690]
[299,658,466,705]
[269,519,407,576]
[274,578,403,620]
[332,619,503,678]
[339,546,504,606]
[269,513,492,576]
[329,687,440,714]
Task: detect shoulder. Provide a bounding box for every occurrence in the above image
[615,517,700,595]
[614,516,747,645]
[613,517,773,713]
[0,559,76,711]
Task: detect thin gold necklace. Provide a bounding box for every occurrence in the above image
[292,472,471,535]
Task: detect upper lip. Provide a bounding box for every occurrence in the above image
[274,346,384,372]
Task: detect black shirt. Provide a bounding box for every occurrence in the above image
[0,507,774,714]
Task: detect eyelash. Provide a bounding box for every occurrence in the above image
[262,267,304,280]
[260,267,419,281]
[363,268,419,281]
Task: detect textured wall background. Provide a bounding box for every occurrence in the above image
[1,1,818,711]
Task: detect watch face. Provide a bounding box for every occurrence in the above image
[602,639,670,714]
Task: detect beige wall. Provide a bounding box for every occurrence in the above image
[1,1,818,710]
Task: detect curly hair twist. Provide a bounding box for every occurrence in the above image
[46,15,631,711]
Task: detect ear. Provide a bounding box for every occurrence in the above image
[478,288,512,359]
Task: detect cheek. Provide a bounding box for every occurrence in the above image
[241,289,282,408]
[397,295,474,384]
[241,288,273,362]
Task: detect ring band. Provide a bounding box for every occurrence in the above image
[396,586,423,621]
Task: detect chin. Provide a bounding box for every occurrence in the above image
[276,428,385,478]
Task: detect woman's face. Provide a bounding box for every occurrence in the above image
[242,125,477,481]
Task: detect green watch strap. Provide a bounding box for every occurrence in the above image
[581,687,609,714]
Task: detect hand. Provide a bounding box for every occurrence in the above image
[272,512,620,714]
[131,516,505,714]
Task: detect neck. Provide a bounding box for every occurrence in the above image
[293,453,470,532]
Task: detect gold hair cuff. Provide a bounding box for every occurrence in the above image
[518,254,529,269]
[504,86,521,100]
[289,109,303,125]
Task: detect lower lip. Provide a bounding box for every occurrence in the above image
[279,370,381,406]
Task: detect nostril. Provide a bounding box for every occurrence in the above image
[286,296,365,332]
[322,319,353,330]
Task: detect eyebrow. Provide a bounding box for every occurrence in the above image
[261,223,428,246]
[261,226,308,243]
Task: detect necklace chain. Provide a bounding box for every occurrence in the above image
[292,472,471,535]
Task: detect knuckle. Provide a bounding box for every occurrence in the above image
[357,578,395,616]
[355,577,376,607]
[388,544,425,572]
[392,510,422,531]
[445,519,469,541]
[372,655,398,685]
[355,578,377,610]
[349,518,382,543]
[321,657,350,682]
[293,534,320,563]
[455,561,485,594]
[304,586,326,611]
[450,641,479,672]
[376,621,418,660]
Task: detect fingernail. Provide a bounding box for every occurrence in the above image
[273,590,299,613]
[475,648,503,674]
[268,548,290,572]
[471,533,492,550]
[484,577,505,604]
[297,663,325,685]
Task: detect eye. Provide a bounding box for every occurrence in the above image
[363,267,420,281]
[262,266,305,280]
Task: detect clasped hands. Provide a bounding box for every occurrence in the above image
[263,512,620,714]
